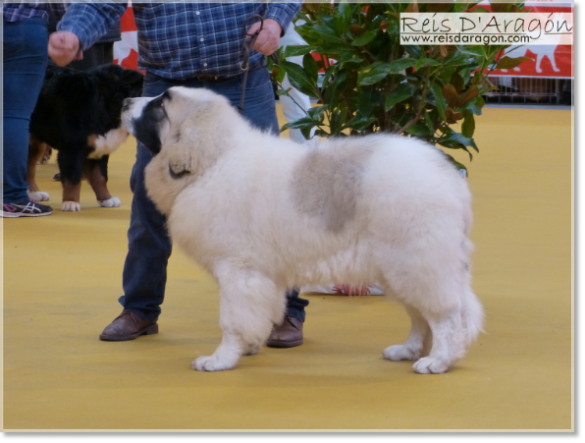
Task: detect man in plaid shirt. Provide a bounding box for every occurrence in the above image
[49,2,309,348]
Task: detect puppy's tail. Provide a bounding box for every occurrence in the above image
[460,222,483,346]
[461,289,485,347]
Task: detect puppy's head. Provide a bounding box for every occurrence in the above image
[122,86,238,215]
[94,64,144,98]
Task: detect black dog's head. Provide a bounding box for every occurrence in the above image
[82,64,144,132]
[93,64,144,100]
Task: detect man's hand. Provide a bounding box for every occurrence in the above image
[246,19,282,56]
[48,31,83,66]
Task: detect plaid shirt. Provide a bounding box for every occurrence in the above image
[2,2,66,23]
[57,2,301,80]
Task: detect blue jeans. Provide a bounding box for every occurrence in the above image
[3,17,48,204]
[120,67,308,322]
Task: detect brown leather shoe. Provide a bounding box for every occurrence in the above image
[266,316,303,348]
[99,310,158,341]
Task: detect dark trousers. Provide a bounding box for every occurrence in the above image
[119,67,308,322]
[68,42,115,71]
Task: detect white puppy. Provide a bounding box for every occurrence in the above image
[122,86,484,374]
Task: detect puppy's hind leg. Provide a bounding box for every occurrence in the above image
[411,308,465,374]
[192,267,284,372]
[382,261,472,374]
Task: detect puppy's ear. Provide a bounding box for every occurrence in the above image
[161,91,230,180]
[167,146,192,180]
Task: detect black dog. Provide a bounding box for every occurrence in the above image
[28,64,143,211]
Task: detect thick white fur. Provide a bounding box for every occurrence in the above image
[87,127,129,159]
[99,197,121,208]
[124,87,484,374]
[28,190,50,202]
[62,201,81,212]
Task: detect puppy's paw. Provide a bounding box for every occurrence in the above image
[61,201,81,212]
[192,355,236,372]
[28,191,50,202]
[383,345,420,361]
[412,357,449,374]
[99,197,121,208]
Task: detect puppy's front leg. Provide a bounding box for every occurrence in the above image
[83,156,120,208]
[193,330,245,372]
[58,149,85,212]
[192,268,284,372]
[26,136,50,201]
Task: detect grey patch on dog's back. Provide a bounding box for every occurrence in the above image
[291,142,375,233]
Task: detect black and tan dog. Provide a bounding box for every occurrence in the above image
[28,64,143,211]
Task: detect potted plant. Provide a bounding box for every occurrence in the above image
[271,1,529,171]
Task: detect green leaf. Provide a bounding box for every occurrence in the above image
[443,153,468,173]
[468,95,485,115]
[431,82,448,120]
[404,45,423,59]
[324,70,348,108]
[344,114,377,132]
[321,64,336,89]
[351,30,377,47]
[336,2,353,34]
[315,42,356,59]
[357,61,391,86]
[416,58,441,68]
[295,26,323,46]
[385,83,416,111]
[330,107,348,135]
[439,128,479,153]
[461,110,476,138]
[495,56,533,70]
[308,104,329,121]
[283,45,313,59]
[313,24,340,39]
[405,123,431,138]
[339,53,364,66]
[279,60,317,98]
[388,57,418,74]
[357,88,375,117]
[280,117,318,132]
[318,14,340,35]
[443,54,472,68]
[301,125,314,141]
[424,109,436,134]
[303,53,319,83]
[458,66,472,84]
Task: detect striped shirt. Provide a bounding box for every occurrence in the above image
[57,2,301,80]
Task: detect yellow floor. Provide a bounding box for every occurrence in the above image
[1,106,573,431]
